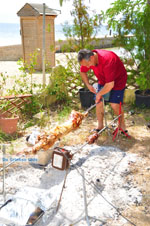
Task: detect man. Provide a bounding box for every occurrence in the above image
[78,49,127,132]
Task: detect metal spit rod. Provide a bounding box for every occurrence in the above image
[0,103,97,174]
[0,103,119,173]
[84,103,97,114]
[73,114,121,156]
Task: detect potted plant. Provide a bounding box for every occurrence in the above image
[0,73,19,134]
[0,99,19,134]
[0,113,19,134]
[79,87,95,108]
[78,69,97,108]
[106,0,150,108]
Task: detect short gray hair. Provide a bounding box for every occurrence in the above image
[78,49,94,62]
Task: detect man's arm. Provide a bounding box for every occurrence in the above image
[80,72,96,94]
[96,81,114,103]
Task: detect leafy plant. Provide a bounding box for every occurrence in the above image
[62,0,102,51]
[5,49,41,96]
[0,50,44,118]
[23,120,36,129]
[49,53,97,101]
[17,49,40,94]
[57,105,72,121]
[20,95,43,118]
[0,130,20,143]
[46,65,69,102]
[0,100,11,112]
[105,0,150,91]
[0,73,8,95]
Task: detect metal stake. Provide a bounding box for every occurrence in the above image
[81,169,90,226]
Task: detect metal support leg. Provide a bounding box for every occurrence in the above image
[113,102,131,141]
[56,168,69,212]
[72,168,106,226]
[103,98,110,136]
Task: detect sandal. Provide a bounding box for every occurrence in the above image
[91,128,102,133]
[121,130,130,136]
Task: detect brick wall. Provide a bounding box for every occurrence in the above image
[0,45,22,61]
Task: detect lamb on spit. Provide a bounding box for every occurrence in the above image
[20,110,87,155]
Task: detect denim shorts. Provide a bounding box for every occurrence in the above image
[94,84,125,104]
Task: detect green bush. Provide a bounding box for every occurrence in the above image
[47,57,84,101]
[48,65,69,101]
[20,95,43,118]
[106,0,150,91]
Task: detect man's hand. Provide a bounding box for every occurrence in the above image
[96,92,102,103]
[87,84,96,94]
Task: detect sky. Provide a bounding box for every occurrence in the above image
[0,0,114,25]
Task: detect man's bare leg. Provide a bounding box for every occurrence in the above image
[96,101,104,130]
[110,103,126,130]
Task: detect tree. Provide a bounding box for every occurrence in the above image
[62,0,102,50]
[106,0,150,91]
[59,0,65,6]
[59,0,91,6]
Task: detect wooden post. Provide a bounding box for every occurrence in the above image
[42,3,46,86]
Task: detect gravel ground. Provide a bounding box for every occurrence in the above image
[0,144,142,226]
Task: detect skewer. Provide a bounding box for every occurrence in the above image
[72,114,121,156]
[18,104,98,156]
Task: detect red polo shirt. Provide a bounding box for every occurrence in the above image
[80,49,127,90]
